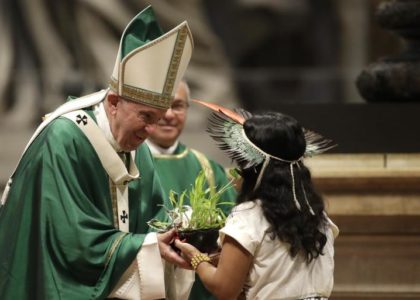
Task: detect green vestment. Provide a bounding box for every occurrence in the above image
[152,143,237,300]
[0,107,167,299]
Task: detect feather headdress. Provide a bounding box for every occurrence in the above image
[193,99,336,213]
[193,99,335,168]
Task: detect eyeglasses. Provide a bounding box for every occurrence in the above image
[170,102,189,115]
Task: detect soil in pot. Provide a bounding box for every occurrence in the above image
[178,227,220,254]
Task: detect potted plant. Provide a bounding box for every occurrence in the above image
[148,170,235,253]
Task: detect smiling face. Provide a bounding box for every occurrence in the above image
[106,92,166,152]
[148,81,190,148]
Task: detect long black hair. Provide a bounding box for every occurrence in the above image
[236,112,327,263]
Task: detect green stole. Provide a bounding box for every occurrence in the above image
[0,106,167,299]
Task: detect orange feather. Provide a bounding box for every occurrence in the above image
[191,99,245,124]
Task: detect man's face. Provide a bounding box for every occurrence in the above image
[107,94,166,152]
[148,82,189,148]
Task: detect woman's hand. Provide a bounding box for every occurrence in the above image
[174,239,201,263]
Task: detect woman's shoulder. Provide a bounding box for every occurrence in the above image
[221,200,269,255]
[228,200,267,227]
[231,200,262,215]
[323,212,339,238]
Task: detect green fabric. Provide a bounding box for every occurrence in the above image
[121,6,164,59]
[0,108,167,299]
[152,143,237,300]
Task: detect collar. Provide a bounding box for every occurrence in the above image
[94,101,122,152]
[146,139,179,155]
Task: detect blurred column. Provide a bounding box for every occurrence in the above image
[337,0,370,103]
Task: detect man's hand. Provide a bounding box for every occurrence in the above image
[157,228,192,269]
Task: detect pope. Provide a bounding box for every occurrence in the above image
[0,6,193,299]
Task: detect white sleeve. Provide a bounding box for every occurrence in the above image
[108,232,166,300]
[219,204,264,255]
[164,263,195,300]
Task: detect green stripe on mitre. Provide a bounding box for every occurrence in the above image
[121,6,164,59]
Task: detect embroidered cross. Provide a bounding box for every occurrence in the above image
[76,114,88,125]
[120,210,129,223]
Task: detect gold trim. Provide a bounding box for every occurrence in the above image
[163,26,188,97]
[153,148,189,160]
[122,22,187,63]
[105,232,127,268]
[109,178,119,229]
[109,78,172,109]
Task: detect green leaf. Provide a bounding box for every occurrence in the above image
[148,170,235,231]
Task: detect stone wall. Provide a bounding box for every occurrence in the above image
[306,153,420,299]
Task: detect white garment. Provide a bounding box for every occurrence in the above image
[93,101,166,299]
[109,233,166,300]
[145,139,179,155]
[219,200,339,300]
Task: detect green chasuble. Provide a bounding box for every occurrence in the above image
[152,142,237,300]
[0,108,167,299]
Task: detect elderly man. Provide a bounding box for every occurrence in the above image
[146,81,237,300]
[0,6,193,299]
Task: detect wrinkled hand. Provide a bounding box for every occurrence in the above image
[174,239,201,262]
[157,228,191,269]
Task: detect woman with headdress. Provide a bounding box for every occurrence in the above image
[175,104,339,300]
